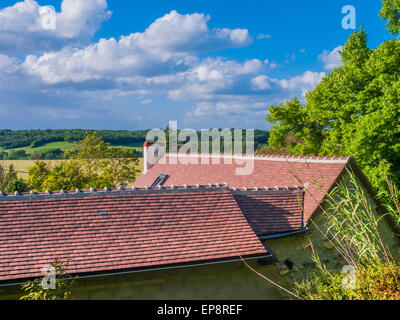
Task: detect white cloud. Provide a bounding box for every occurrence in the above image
[167,57,264,101]
[0,5,328,129]
[251,75,271,90]
[0,55,18,73]
[0,0,111,55]
[132,10,251,57]
[180,67,326,124]
[56,0,111,38]
[237,59,263,74]
[319,46,343,70]
[192,101,267,118]
[279,71,325,96]
[23,11,253,84]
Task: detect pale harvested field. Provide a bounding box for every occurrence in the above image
[0,159,144,180]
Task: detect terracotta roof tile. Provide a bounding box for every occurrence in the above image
[233,190,304,236]
[0,188,269,282]
[134,154,350,220]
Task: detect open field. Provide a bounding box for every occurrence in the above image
[0,141,143,155]
[0,141,75,154]
[0,159,144,180]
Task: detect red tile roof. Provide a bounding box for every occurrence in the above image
[0,187,270,283]
[134,154,350,221]
[233,189,304,236]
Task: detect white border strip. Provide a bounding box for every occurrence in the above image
[165,153,350,164]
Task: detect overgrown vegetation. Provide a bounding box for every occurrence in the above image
[296,263,400,300]
[294,169,400,300]
[20,259,78,300]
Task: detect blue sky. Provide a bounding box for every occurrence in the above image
[0,0,394,130]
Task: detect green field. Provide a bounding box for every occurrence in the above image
[0,158,144,180]
[0,141,75,154]
[0,141,143,154]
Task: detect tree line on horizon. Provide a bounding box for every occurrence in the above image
[0,128,270,160]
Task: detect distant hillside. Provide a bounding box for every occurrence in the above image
[0,129,148,149]
[0,129,269,160]
[0,129,148,160]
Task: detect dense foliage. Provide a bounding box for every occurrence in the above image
[0,164,28,193]
[267,24,400,189]
[380,0,400,35]
[27,132,141,191]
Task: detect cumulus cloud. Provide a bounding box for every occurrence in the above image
[166,57,265,102]
[0,5,328,129]
[319,46,343,70]
[279,71,325,96]
[0,55,18,73]
[192,100,267,120]
[0,0,111,55]
[23,10,253,84]
[177,66,326,127]
[251,75,271,90]
[131,10,251,57]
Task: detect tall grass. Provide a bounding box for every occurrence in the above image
[240,165,400,299]
[295,168,400,300]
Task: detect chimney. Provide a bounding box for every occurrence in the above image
[143,141,165,174]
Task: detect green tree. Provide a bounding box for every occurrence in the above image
[97,146,140,189]
[380,0,400,35]
[65,131,109,187]
[41,161,88,191]
[27,161,51,192]
[0,164,17,192]
[8,178,29,193]
[266,25,400,189]
[28,132,140,191]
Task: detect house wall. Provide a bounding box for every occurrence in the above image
[0,260,286,300]
[265,181,400,292]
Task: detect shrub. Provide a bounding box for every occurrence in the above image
[20,259,78,300]
[8,178,29,193]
